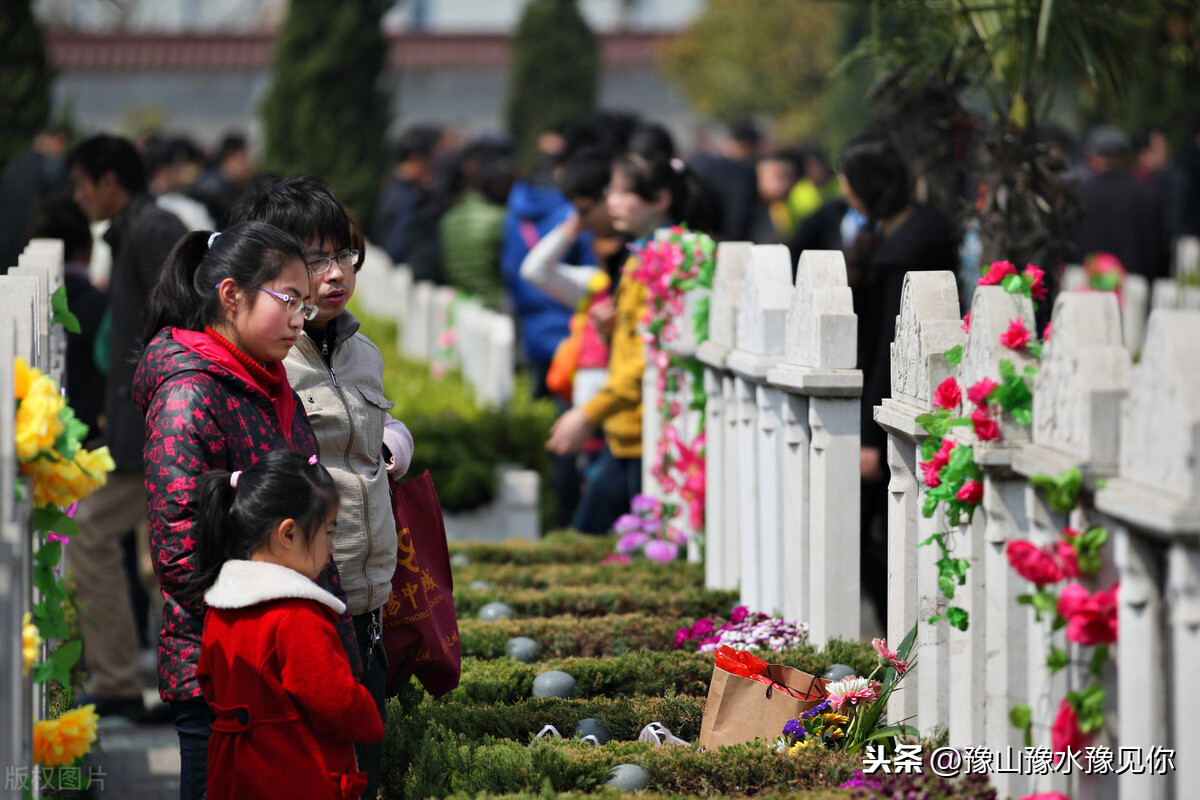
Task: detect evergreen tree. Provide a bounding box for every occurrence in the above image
[505,0,598,170]
[259,0,390,225]
[0,0,54,167]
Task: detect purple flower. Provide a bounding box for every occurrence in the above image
[631,494,659,516]
[730,606,750,624]
[800,700,831,720]
[839,770,884,790]
[674,627,693,648]
[644,539,679,563]
[612,513,643,534]
[616,531,650,554]
[640,517,662,536]
[782,718,805,738]
[692,617,714,636]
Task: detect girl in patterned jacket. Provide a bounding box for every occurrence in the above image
[190,450,383,800]
[133,220,358,800]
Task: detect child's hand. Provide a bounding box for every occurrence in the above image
[546,407,593,455]
[589,297,616,340]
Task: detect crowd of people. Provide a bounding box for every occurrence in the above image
[2,106,1200,799]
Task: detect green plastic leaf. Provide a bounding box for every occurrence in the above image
[1009,703,1033,748]
[1001,273,1027,295]
[1047,647,1069,673]
[944,345,963,365]
[920,436,942,461]
[1028,343,1043,359]
[945,606,969,630]
[1011,405,1033,426]
[1089,644,1109,678]
[51,285,82,334]
[998,359,1017,382]
[919,532,944,549]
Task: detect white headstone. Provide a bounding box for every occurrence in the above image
[785,250,856,369]
[697,241,751,366]
[889,271,963,407]
[726,245,792,379]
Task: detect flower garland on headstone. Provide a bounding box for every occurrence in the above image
[616,227,716,559]
[13,355,113,789]
[913,259,1119,761]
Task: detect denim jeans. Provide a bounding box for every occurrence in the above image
[572,449,642,534]
[172,698,212,800]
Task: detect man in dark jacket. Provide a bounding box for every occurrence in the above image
[65,134,186,718]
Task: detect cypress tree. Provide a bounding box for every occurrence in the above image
[259,0,390,225]
[0,0,54,167]
[505,0,598,169]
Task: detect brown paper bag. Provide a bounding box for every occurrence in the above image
[698,662,827,749]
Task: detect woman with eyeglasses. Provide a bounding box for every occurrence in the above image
[134,219,340,799]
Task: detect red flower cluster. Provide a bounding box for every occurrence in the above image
[1005,529,1082,587]
[918,437,955,488]
[932,377,961,410]
[1000,318,1031,350]
[955,480,983,504]
[1051,698,1089,757]
[1057,582,1119,646]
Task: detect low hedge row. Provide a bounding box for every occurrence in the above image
[450,643,878,706]
[448,533,619,565]
[453,585,740,620]
[397,728,861,798]
[455,560,707,592]
[458,613,685,659]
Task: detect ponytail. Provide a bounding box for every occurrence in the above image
[177,469,243,607]
[141,220,307,346]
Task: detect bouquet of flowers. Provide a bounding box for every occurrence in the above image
[675,605,809,653]
[780,629,917,755]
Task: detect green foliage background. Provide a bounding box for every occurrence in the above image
[504,0,598,169]
[0,0,53,166]
[259,0,390,225]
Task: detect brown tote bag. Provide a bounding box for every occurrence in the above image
[381,470,462,698]
[698,659,827,749]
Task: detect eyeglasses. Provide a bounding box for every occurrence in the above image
[255,286,318,320]
[306,249,360,276]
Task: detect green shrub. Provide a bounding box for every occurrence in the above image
[455,560,707,592]
[459,613,685,659]
[450,532,619,564]
[454,586,740,620]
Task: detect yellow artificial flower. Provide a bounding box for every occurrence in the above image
[22,612,42,676]
[789,739,818,754]
[822,712,849,726]
[33,705,99,768]
[827,727,845,740]
[15,375,65,461]
[23,446,113,508]
[14,357,39,400]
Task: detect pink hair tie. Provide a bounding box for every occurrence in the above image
[230,470,242,489]
[308,454,319,465]
[669,157,685,173]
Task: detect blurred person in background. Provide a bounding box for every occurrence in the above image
[192,132,256,229]
[145,136,216,231]
[753,149,802,243]
[439,139,516,308]
[0,125,70,272]
[688,118,761,241]
[375,124,446,281]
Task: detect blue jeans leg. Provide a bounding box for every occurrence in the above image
[571,450,642,534]
[172,698,211,800]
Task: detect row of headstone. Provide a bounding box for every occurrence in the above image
[694,244,862,646]
[879,269,1199,799]
[354,255,515,409]
[1,239,68,788]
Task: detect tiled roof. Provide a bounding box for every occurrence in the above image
[46,30,672,71]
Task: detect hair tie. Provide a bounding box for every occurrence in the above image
[308,454,319,465]
[208,232,221,249]
[230,470,242,489]
[669,158,685,174]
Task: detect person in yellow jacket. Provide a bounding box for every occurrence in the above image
[546,151,710,533]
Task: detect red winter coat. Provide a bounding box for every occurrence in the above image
[134,327,360,703]
[199,560,383,800]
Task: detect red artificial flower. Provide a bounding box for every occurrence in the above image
[956,480,984,505]
[999,318,1031,350]
[1056,539,1081,579]
[1006,540,1065,586]
[919,459,942,488]
[1051,698,1089,756]
[933,377,961,410]
[967,377,998,408]
[1020,794,1072,800]
[1043,321,1053,342]
[1023,264,1048,300]
[932,437,955,466]
[980,260,1018,286]
[961,310,971,333]
[1058,582,1119,646]
[971,405,1002,441]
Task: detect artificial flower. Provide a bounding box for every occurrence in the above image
[630,494,658,516]
[23,612,42,675]
[14,356,38,399]
[15,374,66,460]
[871,637,909,675]
[971,405,1002,441]
[967,377,998,407]
[1020,794,1072,800]
[1006,540,1065,586]
[956,480,984,505]
[616,531,650,554]
[919,459,943,488]
[1057,582,1118,646]
[824,676,879,711]
[1050,698,1088,756]
[729,606,750,624]
[782,718,805,738]
[1056,538,1081,579]
[612,513,642,535]
[932,377,961,410]
[643,539,679,563]
[692,617,714,636]
[1024,264,1048,300]
[1044,321,1053,342]
[600,554,631,565]
[999,318,1031,350]
[34,705,99,768]
[979,260,1018,286]
[961,310,971,333]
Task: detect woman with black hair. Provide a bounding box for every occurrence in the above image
[840,134,959,629]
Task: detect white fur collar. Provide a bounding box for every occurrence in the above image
[204,560,346,615]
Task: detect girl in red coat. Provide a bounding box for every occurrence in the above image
[186,450,382,800]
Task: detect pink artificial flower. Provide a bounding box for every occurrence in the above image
[1057,582,1119,646]
[933,377,961,410]
[730,606,750,624]
[437,329,458,348]
[601,554,632,565]
[1006,540,1065,586]
[1020,794,1072,800]
[871,638,909,675]
[961,310,971,333]
[674,627,693,648]
[1056,538,1081,580]
[979,260,1018,286]
[47,532,70,544]
[1051,698,1089,757]
[1000,318,1031,350]
[824,676,879,711]
[1023,264,1048,300]
[919,459,942,488]
[971,405,1002,442]
[692,617,715,636]
[668,401,683,417]
[653,349,671,370]
[666,525,687,544]
[956,480,984,505]
[613,513,643,534]
[967,377,998,408]
[643,539,680,563]
[617,531,650,555]
[1043,321,1053,342]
